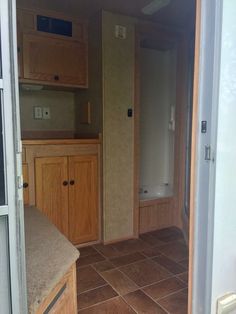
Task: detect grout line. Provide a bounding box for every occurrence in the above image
[98,268,139,297]
[156,287,188,302]
[77,295,120,312]
[77,282,108,296]
[77,232,189,312]
[120,295,140,314]
[140,290,170,314]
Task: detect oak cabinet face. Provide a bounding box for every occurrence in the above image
[22,34,88,87]
[35,157,69,237]
[34,155,98,245]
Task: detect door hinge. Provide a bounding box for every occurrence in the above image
[205,145,211,161]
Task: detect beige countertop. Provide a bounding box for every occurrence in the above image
[24,206,80,314]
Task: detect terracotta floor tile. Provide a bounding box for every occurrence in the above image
[143,277,186,300]
[153,255,187,274]
[78,297,135,313]
[120,259,171,287]
[177,272,189,284]
[93,260,116,273]
[139,233,165,247]
[158,291,188,314]
[77,266,106,294]
[78,246,98,258]
[110,252,145,267]
[158,242,188,262]
[101,269,138,295]
[124,290,167,314]
[77,253,105,268]
[77,228,189,312]
[112,239,150,254]
[77,285,118,310]
[142,246,162,258]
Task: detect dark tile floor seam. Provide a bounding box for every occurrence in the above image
[173,273,188,285]
[150,256,188,276]
[77,296,121,313]
[77,282,108,296]
[117,267,174,292]
[89,254,160,274]
[77,295,119,312]
[138,289,170,314]
[155,287,188,302]
[91,245,113,259]
[137,275,177,291]
[120,294,143,314]
[155,251,188,264]
[98,268,140,296]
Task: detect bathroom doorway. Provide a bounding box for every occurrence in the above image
[135,22,195,237]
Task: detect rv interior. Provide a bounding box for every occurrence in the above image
[17,0,196,312]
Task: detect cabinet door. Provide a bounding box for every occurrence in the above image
[23,34,87,87]
[35,157,69,237]
[22,164,29,205]
[68,156,98,245]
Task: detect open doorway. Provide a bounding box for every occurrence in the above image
[16,0,197,313]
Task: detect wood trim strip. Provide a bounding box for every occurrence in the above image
[22,138,101,145]
[188,0,201,312]
[139,197,173,208]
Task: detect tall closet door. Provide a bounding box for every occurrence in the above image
[68,155,98,245]
[35,157,69,237]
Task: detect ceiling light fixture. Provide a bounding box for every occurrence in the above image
[142,0,171,15]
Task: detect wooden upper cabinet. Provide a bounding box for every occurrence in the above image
[35,157,69,237]
[23,34,88,87]
[68,155,98,245]
[17,8,88,88]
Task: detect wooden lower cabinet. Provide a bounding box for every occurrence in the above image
[34,154,99,245]
[35,157,69,237]
[36,264,77,314]
[69,155,98,245]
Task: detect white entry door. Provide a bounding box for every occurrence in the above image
[190,0,236,313]
[0,0,27,313]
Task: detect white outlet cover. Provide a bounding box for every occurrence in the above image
[42,107,51,120]
[34,106,43,119]
[115,25,127,39]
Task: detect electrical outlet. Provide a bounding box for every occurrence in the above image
[115,25,127,39]
[34,107,43,119]
[42,107,51,120]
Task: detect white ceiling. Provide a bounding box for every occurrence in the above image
[17,0,195,28]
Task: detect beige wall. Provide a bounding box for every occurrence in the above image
[75,13,102,134]
[20,89,75,131]
[102,11,136,242]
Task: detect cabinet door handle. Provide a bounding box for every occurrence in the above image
[23,182,28,188]
[70,180,75,186]
[63,181,68,186]
[54,75,59,81]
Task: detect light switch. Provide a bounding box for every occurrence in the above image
[42,107,51,120]
[34,107,43,120]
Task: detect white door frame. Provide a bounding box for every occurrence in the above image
[0,0,27,312]
[189,0,223,313]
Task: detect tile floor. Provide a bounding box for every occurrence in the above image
[77,227,188,313]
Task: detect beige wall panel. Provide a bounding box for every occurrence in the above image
[102,11,136,242]
[20,89,75,131]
